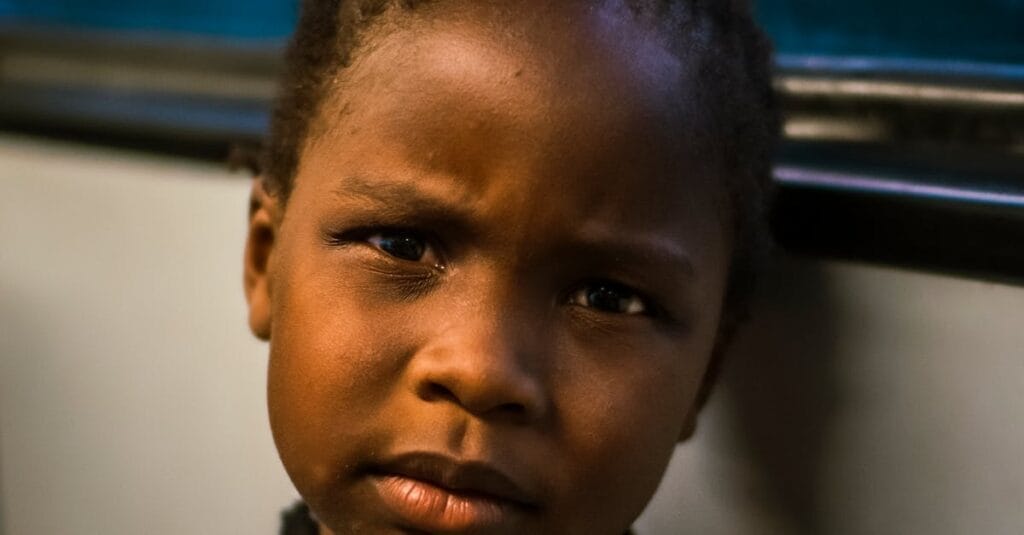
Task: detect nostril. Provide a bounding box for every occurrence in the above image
[419,382,459,404]
[494,402,526,416]
[418,381,531,419]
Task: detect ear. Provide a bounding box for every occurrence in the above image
[677,404,699,442]
[243,178,279,341]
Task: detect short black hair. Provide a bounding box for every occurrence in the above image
[258,0,780,405]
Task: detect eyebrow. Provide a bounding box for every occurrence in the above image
[335,175,457,211]
[567,228,697,280]
[333,174,478,228]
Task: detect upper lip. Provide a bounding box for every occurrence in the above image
[372,451,539,508]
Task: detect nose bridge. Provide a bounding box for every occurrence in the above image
[461,290,537,374]
[413,275,549,422]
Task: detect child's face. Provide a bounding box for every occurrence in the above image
[246,5,730,534]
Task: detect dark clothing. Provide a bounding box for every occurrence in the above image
[280,501,319,535]
[279,501,635,534]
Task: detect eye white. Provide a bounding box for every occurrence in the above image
[621,296,646,314]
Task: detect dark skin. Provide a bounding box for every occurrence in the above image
[245,2,731,534]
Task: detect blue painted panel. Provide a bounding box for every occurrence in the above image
[0,0,299,40]
[0,0,1021,63]
[757,0,1024,64]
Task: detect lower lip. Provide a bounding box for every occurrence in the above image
[372,474,511,532]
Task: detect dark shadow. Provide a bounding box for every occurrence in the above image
[718,254,842,535]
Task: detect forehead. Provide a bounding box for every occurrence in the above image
[343,1,687,94]
[318,1,701,151]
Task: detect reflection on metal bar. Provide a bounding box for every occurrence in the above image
[777,77,1024,108]
[775,54,1024,154]
[776,54,1024,82]
[775,166,1024,209]
[783,116,889,143]
[2,51,278,101]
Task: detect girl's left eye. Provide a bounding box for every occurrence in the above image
[567,281,648,315]
[366,230,442,267]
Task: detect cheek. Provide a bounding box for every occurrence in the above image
[265,247,417,497]
[552,337,710,531]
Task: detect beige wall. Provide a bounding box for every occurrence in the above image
[638,258,1024,535]
[1,134,1021,534]
[0,135,297,534]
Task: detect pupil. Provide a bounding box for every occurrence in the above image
[380,233,425,261]
[588,284,625,312]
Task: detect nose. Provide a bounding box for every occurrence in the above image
[409,310,549,424]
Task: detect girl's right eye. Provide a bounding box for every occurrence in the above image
[364,229,443,268]
[367,231,426,261]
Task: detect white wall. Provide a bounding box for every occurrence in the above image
[1,134,1021,534]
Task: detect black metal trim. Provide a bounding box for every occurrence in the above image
[771,163,1024,284]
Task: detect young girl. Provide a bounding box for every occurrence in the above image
[243,0,778,533]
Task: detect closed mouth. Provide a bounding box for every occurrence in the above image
[367,451,538,531]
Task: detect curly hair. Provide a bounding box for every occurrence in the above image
[258,0,780,405]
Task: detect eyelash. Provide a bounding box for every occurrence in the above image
[325,226,445,270]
